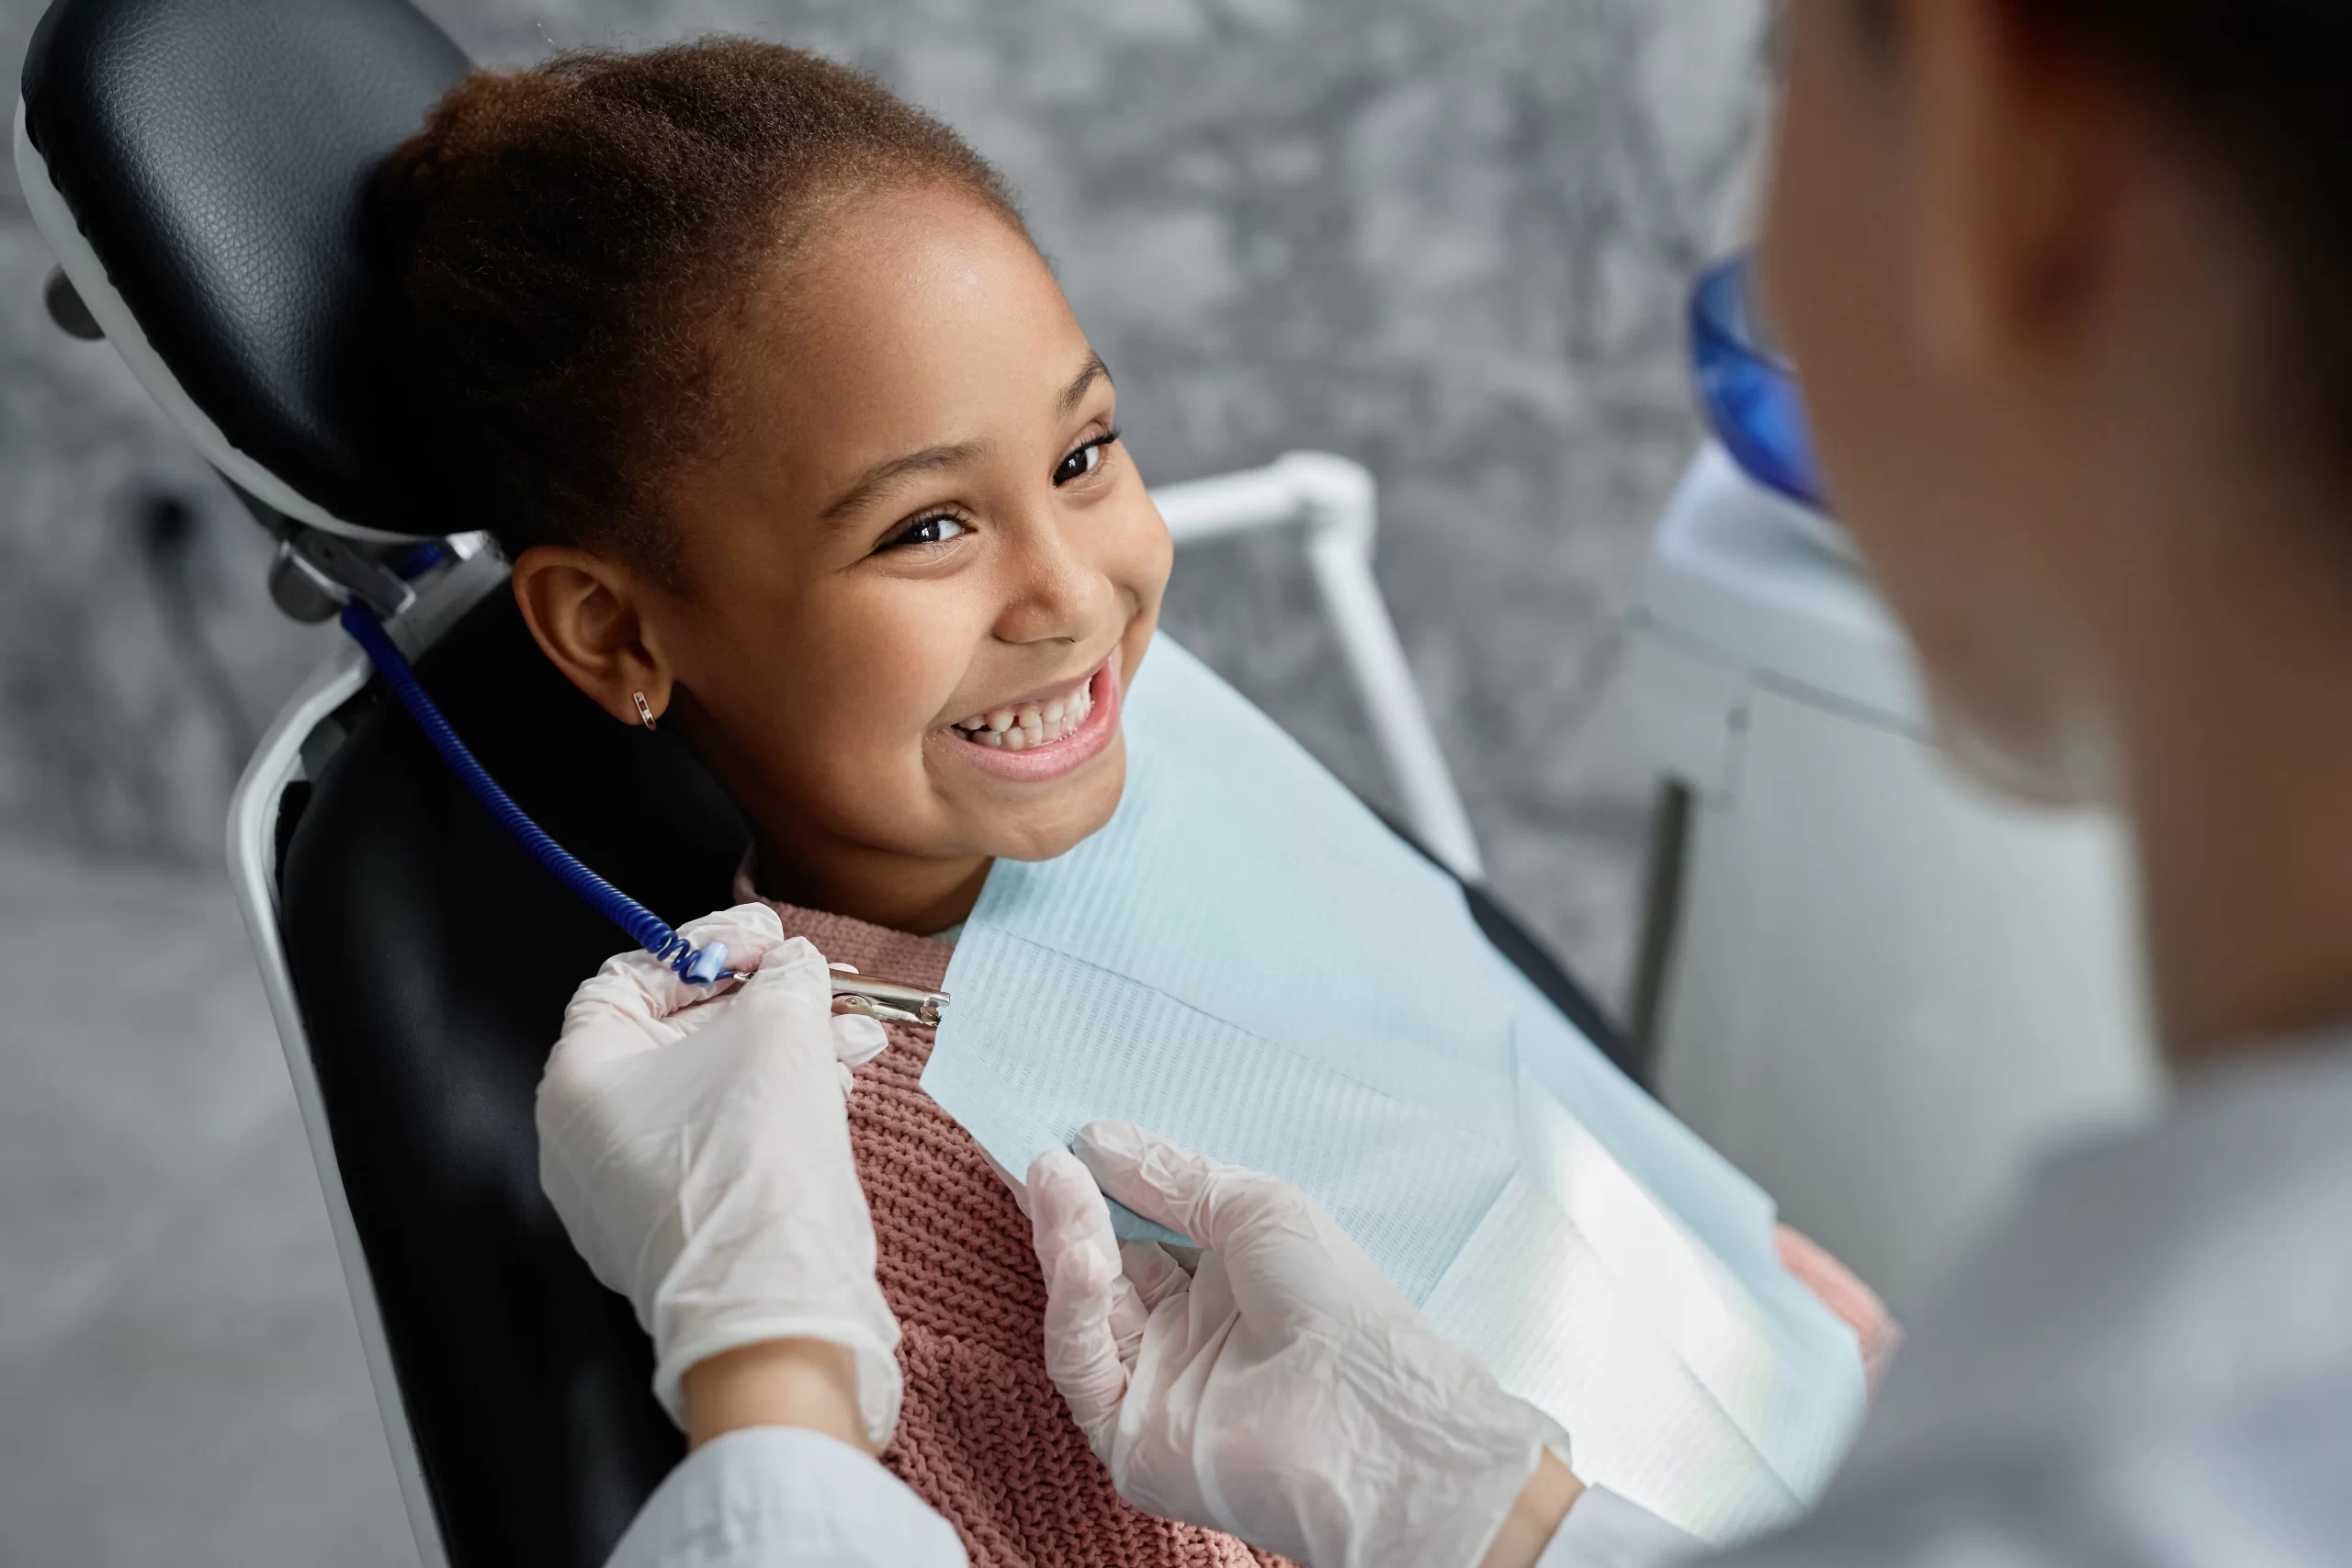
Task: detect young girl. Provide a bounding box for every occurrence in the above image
[379,39,1243,1567]
[379,39,1888,1568]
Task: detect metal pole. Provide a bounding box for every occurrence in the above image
[1152,452,1484,881]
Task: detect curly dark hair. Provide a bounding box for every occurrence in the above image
[373,39,1026,581]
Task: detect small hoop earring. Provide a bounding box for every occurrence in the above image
[632,691,658,731]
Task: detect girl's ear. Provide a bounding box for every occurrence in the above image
[510,545,677,728]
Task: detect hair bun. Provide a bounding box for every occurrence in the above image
[372,69,545,268]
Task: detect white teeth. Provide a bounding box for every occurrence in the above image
[951,673,1100,752]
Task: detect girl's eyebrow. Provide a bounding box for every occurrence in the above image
[818,438,990,524]
[1060,353,1112,412]
[817,355,1115,525]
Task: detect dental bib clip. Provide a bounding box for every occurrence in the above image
[826,964,949,1028]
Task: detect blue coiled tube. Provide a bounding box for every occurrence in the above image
[338,600,730,985]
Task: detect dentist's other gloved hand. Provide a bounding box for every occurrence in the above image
[537,904,898,1448]
[1027,1122,1570,1568]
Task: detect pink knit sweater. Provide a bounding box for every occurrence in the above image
[744,886,1895,1565]
[742,888,1289,1567]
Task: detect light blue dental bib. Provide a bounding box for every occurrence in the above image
[928,637,1865,1541]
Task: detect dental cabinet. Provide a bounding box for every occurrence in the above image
[1624,445,2164,1314]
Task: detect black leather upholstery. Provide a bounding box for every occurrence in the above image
[279,591,751,1568]
[20,0,466,534]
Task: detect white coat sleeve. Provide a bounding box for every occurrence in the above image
[1533,1487,1707,1568]
[603,1427,968,1568]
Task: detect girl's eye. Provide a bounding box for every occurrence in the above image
[1055,430,1120,487]
[885,512,968,550]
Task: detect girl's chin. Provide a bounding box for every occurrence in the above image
[954,740,1127,863]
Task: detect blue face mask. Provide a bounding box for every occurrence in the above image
[1690,254,1829,513]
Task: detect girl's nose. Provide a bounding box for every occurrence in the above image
[992,512,1111,648]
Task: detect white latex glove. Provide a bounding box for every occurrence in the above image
[1027,1121,1568,1568]
[537,904,898,1446]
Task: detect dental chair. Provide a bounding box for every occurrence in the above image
[17,2,1628,1562]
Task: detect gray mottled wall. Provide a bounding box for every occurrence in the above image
[0,0,1769,1003]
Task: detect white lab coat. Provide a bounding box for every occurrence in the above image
[608,1039,2352,1568]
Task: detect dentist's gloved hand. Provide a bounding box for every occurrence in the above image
[1027,1122,1571,1568]
[537,904,899,1449]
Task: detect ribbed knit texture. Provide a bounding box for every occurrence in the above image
[739,874,1289,1568]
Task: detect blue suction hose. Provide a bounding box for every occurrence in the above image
[338,595,733,986]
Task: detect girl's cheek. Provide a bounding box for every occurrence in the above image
[873,603,987,736]
[1114,503,1175,604]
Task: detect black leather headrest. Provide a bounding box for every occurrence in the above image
[20,0,467,533]
[278,593,752,1566]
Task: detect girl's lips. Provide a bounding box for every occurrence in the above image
[941,650,1123,784]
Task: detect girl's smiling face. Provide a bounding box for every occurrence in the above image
[513,182,1171,932]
